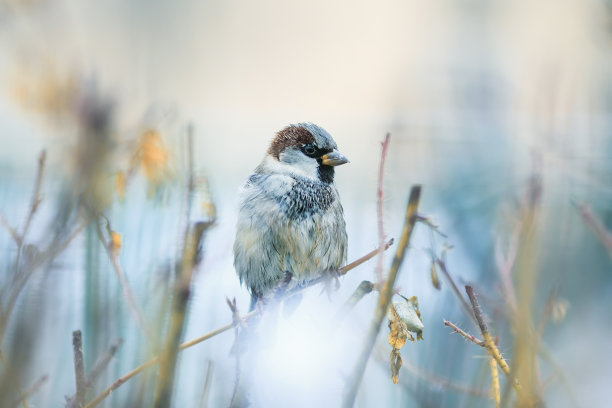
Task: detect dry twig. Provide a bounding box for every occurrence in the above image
[71,331,86,408]
[342,185,421,408]
[443,320,485,347]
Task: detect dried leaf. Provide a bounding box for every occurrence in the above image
[390,349,402,384]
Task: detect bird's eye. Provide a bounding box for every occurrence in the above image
[302,144,317,157]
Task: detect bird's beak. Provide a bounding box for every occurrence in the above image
[320,149,349,166]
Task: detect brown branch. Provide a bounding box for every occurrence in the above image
[94,220,150,338]
[342,185,421,408]
[340,238,394,276]
[376,133,391,283]
[465,286,521,394]
[154,221,211,408]
[443,319,485,347]
[72,330,86,408]
[0,351,29,408]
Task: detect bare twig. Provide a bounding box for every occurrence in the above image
[0,212,20,244]
[340,239,394,276]
[575,201,612,261]
[20,151,46,246]
[342,185,421,408]
[72,331,86,408]
[9,375,48,408]
[94,220,150,338]
[154,221,210,408]
[376,134,391,283]
[435,259,477,327]
[2,219,89,345]
[85,338,123,388]
[465,286,521,394]
[443,320,485,347]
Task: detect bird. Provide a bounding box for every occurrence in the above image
[233,123,349,309]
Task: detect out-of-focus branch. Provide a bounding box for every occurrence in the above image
[20,150,46,247]
[333,281,375,323]
[94,220,151,338]
[199,361,214,408]
[575,201,612,261]
[154,221,211,408]
[9,374,48,408]
[0,212,20,244]
[376,134,391,284]
[342,185,421,408]
[71,330,86,408]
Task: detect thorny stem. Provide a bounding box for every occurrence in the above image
[465,286,522,394]
[376,134,391,284]
[443,320,485,347]
[84,238,394,408]
[342,185,421,408]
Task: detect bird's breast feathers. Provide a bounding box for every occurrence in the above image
[234,173,347,295]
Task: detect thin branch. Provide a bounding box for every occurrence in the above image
[20,150,46,245]
[340,238,394,276]
[0,212,20,244]
[376,133,391,283]
[443,320,485,347]
[72,330,86,408]
[9,374,48,408]
[2,219,89,345]
[199,361,214,408]
[342,185,421,408]
[84,338,123,388]
[94,220,151,338]
[154,221,211,408]
[435,259,477,327]
[575,201,612,261]
[465,286,521,394]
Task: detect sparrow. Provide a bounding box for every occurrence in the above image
[233,123,349,307]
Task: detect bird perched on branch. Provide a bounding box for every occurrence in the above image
[233,123,349,308]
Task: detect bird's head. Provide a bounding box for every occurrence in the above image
[260,123,349,183]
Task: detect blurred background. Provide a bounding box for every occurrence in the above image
[1,0,611,407]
